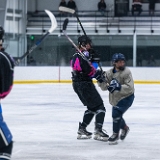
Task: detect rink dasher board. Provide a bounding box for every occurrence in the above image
[13,80,160,84]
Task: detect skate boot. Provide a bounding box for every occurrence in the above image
[120,126,130,140]
[77,122,92,139]
[94,124,109,142]
[108,132,119,145]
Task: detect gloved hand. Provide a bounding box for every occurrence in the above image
[107,79,121,93]
[94,69,105,83]
[89,49,101,63]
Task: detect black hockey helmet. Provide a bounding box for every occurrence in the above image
[112,53,125,63]
[78,35,91,47]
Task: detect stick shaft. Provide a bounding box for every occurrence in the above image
[63,30,90,63]
[16,32,50,63]
[75,14,87,36]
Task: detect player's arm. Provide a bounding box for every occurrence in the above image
[119,72,134,95]
[108,70,134,94]
[97,71,110,91]
[80,54,96,77]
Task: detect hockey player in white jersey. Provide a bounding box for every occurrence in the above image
[98,53,135,144]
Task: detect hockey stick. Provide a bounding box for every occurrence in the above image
[59,6,103,72]
[15,10,57,64]
[59,6,86,35]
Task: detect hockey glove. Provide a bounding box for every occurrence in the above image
[94,69,105,83]
[107,79,121,93]
[89,49,101,63]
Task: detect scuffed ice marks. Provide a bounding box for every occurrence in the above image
[2,84,160,160]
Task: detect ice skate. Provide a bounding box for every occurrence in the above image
[77,122,92,139]
[120,126,130,140]
[108,132,119,145]
[94,123,109,142]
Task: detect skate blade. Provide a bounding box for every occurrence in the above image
[94,135,108,142]
[77,134,92,140]
[109,141,118,145]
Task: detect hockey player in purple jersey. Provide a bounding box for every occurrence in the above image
[0,26,14,160]
[71,35,109,141]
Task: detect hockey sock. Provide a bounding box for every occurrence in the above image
[112,109,122,133]
[82,110,95,127]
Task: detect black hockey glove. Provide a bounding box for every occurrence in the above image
[89,49,100,63]
[107,79,121,93]
[94,69,105,83]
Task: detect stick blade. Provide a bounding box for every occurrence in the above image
[59,6,75,14]
[63,18,69,31]
[45,9,57,33]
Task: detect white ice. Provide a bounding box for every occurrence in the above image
[1,83,160,160]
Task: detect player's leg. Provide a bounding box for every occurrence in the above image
[77,110,94,139]
[77,98,107,140]
[75,81,109,140]
[119,97,134,141]
[0,112,13,160]
[93,104,109,141]
[119,94,134,141]
[108,94,134,144]
[120,118,130,140]
[95,104,106,130]
[0,141,13,160]
[109,108,130,144]
[108,107,122,144]
[82,82,109,141]
[79,103,109,141]
[81,110,95,127]
[73,81,94,139]
[72,81,88,106]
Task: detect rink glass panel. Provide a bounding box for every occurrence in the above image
[137,35,160,67]
[27,35,160,67]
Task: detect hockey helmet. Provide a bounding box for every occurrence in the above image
[78,35,91,46]
[112,53,125,63]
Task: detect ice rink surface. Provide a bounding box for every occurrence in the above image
[1,83,160,160]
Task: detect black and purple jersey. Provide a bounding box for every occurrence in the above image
[0,51,14,99]
[71,52,96,77]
